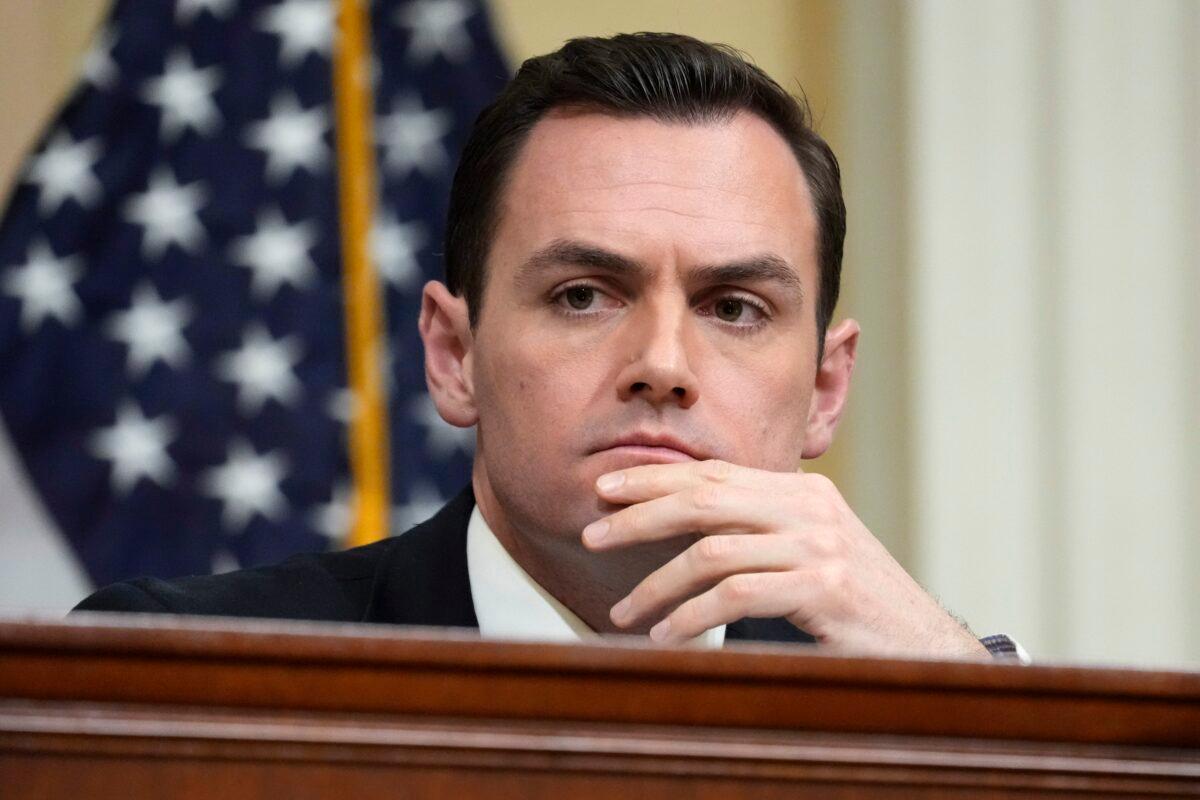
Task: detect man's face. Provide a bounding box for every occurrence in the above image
[459,109,827,550]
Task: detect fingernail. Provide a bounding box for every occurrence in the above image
[649,619,671,642]
[596,473,624,493]
[582,520,609,545]
[611,597,631,624]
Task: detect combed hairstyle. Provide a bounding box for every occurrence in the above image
[443,32,846,355]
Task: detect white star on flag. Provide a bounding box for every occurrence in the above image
[214,324,305,415]
[82,25,119,90]
[230,208,318,299]
[176,0,237,23]
[25,131,104,215]
[122,168,208,261]
[371,212,426,291]
[325,387,359,424]
[377,94,452,178]
[392,480,445,535]
[140,49,223,140]
[105,282,193,377]
[244,93,330,183]
[1,240,83,333]
[310,482,356,543]
[88,401,178,494]
[257,0,334,68]
[410,393,475,458]
[394,0,475,64]
[201,439,290,532]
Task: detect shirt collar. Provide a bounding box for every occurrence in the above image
[466,504,725,648]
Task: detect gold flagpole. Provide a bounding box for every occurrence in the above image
[333,0,389,547]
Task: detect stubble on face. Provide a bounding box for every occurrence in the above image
[464,109,822,632]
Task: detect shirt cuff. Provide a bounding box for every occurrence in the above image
[979,633,1031,664]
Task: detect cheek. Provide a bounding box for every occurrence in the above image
[474,325,603,450]
[709,348,814,470]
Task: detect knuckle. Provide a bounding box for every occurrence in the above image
[694,534,732,567]
[701,459,733,483]
[808,529,846,561]
[815,562,848,595]
[807,491,840,525]
[805,472,836,494]
[720,573,759,605]
[689,483,721,511]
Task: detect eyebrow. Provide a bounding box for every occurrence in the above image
[692,255,805,304]
[515,238,805,304]
[514,239,646,289]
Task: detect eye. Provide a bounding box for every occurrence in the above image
[565,285,596,310]
[715,297,746,322]
[703,293,768,328]
[549,281,620,316]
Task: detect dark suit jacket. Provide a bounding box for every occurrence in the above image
[75,485,815,646]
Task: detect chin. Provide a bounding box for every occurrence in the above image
[490,467,605,543]
[479,449,703,628]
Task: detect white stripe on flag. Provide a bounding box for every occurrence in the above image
[0,416,91,612]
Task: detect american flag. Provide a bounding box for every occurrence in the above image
[0,0,508,588]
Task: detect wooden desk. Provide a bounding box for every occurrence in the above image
[2,615,1198,797]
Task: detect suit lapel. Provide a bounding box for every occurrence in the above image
[362,485,479,629]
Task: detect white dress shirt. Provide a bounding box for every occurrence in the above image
[466,504,726,648]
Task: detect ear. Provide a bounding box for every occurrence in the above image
[801,318,860,459]
[418,280,478,428]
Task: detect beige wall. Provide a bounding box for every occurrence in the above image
[900,0,1199,664]
[0,1,111,196]
[490,1,840,131]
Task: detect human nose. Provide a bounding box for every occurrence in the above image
[615,302,700,409]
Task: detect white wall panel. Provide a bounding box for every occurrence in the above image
[903,0,1199,663]
[907,0,1051,653]
[1055,0,1199,663]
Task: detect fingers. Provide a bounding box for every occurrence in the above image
[587,461,851,647]
[582,482,783,549]
[595,459,793,504]
[648,572,809,644]
[611,533,797,629]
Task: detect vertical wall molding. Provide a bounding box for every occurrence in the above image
[1053,0,1199,662]
[837,1,914,565]
[901,0,1199,662]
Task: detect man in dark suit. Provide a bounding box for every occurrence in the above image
[80,33,1005,658]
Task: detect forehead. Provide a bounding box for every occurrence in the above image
[491,109,818,283]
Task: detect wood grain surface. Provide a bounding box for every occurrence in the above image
[2,615,1198,797]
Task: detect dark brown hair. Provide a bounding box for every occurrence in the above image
[443,32,845,353]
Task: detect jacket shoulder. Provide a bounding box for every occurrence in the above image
[72,485,478,626]
[73,537,400,622]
